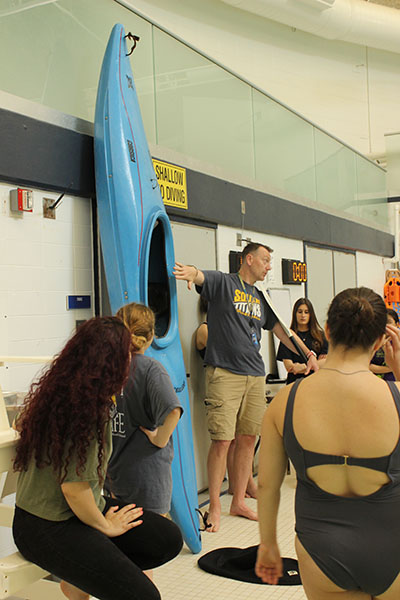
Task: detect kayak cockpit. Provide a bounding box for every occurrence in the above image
[148,219,171,339]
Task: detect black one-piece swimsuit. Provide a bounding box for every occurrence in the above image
[283,379,400,596]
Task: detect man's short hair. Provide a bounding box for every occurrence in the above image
[242,242,273,261]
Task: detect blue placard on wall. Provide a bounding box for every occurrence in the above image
[67,295,91,310]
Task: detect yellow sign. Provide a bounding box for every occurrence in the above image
[152,159,188,209]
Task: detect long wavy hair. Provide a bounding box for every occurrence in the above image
[14,317,132,483]
[290,297,325,353]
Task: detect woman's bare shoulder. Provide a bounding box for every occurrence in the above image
[269,384,291,406]
[267,384,293,433]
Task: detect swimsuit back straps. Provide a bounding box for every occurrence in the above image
[283,379,400,476]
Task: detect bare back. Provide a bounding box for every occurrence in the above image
[277,371,400,497]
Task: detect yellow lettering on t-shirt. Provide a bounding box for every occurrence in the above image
[234,288,242,302]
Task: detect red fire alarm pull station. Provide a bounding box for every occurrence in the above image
[10,188,33,213]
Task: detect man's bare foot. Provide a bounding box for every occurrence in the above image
[229,489,256,498]
[60,580,89,600]
[230,503,258,521]
[228,486,257,498]
[245,480,258,499]
[205,507,221,532]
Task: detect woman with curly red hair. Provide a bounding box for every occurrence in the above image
[12,316,182,600]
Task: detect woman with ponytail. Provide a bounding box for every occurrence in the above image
[106,303,182,516]
[256,287,400,600]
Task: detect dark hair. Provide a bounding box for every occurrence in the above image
[387,308,399,324]
[242,242,273,262]
[327,287,387,349]
[290,298,324,352]
[14,317,132,483]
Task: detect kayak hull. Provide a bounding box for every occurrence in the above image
[94,24,201,554]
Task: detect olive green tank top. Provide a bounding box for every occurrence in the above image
[16,422,112,521]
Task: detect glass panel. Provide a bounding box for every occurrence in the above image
[314,129,358,217]
[253,89,316,202]
[356,156,388,227]
[153,28,254,180]
[0,0,388,229]
[0,0,156,141]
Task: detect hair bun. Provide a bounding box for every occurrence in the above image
[341,296,371,323]
[355,297,373,323]
[327,287,386,349]
[116,303,155,350]
[131,333,148,351]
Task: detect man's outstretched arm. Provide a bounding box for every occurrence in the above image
[173,262,205,290]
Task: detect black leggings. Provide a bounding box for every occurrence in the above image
[12,498,183,600]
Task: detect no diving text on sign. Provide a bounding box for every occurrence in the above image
[152,159,188,209]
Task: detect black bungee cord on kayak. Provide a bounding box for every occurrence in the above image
[125,32,140,56]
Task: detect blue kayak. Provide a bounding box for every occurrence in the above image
[94,23,201,554]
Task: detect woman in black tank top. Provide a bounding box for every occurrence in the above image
[255,287,400,600]
[276,298,328,384]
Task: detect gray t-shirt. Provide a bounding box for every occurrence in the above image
[105,354,182,514]
[198,271,277,376]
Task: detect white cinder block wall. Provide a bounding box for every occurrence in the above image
[0,183,94,393]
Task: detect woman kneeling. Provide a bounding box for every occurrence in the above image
[12,317,182,600]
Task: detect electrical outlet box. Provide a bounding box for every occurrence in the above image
[43,198,56,219]
[10,188,33,213]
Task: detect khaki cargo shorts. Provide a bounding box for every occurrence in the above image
[204,366,266,440]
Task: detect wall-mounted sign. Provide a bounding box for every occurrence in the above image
[281,259,307,285]
[229,250,242,273]
[152,159,188,209]
[66,295,91,309]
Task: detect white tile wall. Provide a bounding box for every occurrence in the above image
[0,183,94,394]
[7,291,44,317]
[73,224,92,247]
[42,218,73,244]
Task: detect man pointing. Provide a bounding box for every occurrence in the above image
[174,242,317,532]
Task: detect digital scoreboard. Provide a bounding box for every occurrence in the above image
[281,259,307,285]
